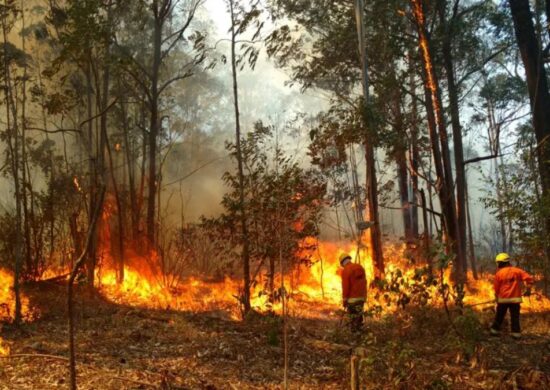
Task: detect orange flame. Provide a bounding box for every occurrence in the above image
[73,176,82,192]
[0,268,33,322]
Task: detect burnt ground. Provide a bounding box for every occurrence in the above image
[0,281,549,389]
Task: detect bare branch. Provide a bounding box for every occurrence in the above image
[160,0,203,62]
[463,154,502,165]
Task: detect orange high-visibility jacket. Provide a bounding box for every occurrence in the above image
[341,262,366,304]
[494,266,534,303]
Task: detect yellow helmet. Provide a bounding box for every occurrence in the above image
[495,252,510,263]
[339,253,352,265]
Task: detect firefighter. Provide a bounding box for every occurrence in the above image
[490,252,534,339]
[340,253,367,333]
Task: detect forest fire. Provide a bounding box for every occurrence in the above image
[0,239,547,324]
[90,239,550,319]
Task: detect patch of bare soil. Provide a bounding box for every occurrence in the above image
[0,281,548,389]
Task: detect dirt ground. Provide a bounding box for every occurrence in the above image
[0,281,549,389]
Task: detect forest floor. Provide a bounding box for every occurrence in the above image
[0,281,549,389]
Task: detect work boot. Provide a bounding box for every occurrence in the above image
[511,332,521,340]
[489,328,500,336]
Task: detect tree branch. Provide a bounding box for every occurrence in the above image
[463,154,501,165]
[78,98,119,130]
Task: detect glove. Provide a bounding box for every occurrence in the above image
[523,288,532,297]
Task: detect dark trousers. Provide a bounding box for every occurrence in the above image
[491,303,521,333]
[346,302,364,333]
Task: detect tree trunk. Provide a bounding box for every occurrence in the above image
[147,7,162,251]
[411,0,463,281]
[394,85,413,241]
[230,0,251,313]
[121,102,138,243]
[409,71,420,239]
[355,0,384,277]
[397,148,413,241]
[365,143,384,277]
[20,5,32,279]
[419,189,432,272]
[438,0,467,275]
[464,178,478,279]
[2,8,23,323]
[68,189,105,390]
[509,0,550,248]
[85,62,98,289]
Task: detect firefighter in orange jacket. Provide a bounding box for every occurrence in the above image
[490,252,534,339]
[340,253,366,332]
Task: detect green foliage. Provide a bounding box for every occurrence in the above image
[202,121,326,294]
[479,122,549,274]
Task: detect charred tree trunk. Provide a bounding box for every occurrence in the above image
[229,0,251,313]
[411,0,463,281]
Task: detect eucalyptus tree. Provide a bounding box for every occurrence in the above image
[114,0,206,250]
[508,0,550,264]
[266,0,398,278]
[1,0,26,323]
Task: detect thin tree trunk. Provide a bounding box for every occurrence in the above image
[409,71,420,239]
[419,189,432,272]
[229,0,251,313]
[20,4,33,278]
[121,103,138,242]
[85,62,98,289]
[464,178,478,279]
[147,2,163,251]
[355,0,384,277]
[2,5,23,323]
[438,0,468,275]
[68,188,105,390]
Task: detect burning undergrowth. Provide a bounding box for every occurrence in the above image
[86,237,550,320]
[0,236,548,325]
